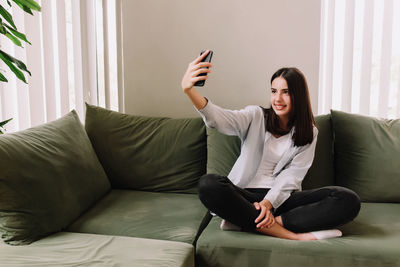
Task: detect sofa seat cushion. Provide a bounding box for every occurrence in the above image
[67,190,209,244]
[0,232,194,267]
[196,203,400,267]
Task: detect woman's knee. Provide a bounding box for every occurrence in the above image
[198,174,227,197]
[345,188,361,220]
[198,174,218,191]
[327,186,361,219]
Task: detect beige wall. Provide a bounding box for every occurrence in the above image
[122,0,321,118]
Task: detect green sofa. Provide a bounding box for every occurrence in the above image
[0,104,399,267]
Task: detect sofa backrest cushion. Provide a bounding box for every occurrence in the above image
[331,110,400,202]
[0,111,111,245]
[85,104,207,193]
[206,127,241,176]
[302,114,335,189]
[206,114,335,189]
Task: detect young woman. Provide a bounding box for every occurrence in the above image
[181,50,361,240]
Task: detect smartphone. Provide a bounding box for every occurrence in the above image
[194,50,213,87]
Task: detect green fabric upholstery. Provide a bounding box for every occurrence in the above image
[67,189,210,245]
[0,111,110,245]
[205,114,335,189]
[85,104,206,193]
[302,114,335,189]
[331,110,400,202]
[206,127,241,176]
[196,203,400,267]
[0,232,194,267]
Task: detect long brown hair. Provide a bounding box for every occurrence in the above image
[262,67,315,147]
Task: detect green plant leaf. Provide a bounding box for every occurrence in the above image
[12,2,33,15]
[0,5,17,30]
[0,51,27,83]
[0,118,12,134]
[0,71,8,82]
[0,20,7,34]
[0,50,31,75]
[13,0,40,12]
[0,118,12,128]
[7,1,11,7]
[0,19,31,44]
[5,32,22,47]
[5,25,30,44]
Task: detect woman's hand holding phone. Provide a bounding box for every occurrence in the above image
[181,50,213,93]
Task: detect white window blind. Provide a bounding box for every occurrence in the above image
[319,0,400,119]
[0,0,123,133]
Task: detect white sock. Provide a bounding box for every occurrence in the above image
[310,229,342,240]
[220,219,242,231]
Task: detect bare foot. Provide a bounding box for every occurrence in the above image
[275,216,283,226]
[255,217,338,241]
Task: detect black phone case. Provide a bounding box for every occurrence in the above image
[194,50,213,87]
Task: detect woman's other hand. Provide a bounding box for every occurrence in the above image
[254,199,275,229]
[181,50,213,93]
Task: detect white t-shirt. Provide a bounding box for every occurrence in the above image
[246,132,292,188]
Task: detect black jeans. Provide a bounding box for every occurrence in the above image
[198,174,361,233]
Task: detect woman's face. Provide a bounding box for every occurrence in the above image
[271,76,292,121]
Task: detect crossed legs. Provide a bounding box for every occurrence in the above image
[198,174,361,240]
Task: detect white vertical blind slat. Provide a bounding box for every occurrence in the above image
[107,0,118,112]
[341,0,355,112]
[95,0,105,108]
[398,67,400,117]
[397,1,400,118]
[103,0,111,109]
[41,0,57,122]
[14,9,30,130]
[350,0,364,114]
[55,0,70,116]
[332,0,345,110]
[71,0,84,118]
[25,8,46,127]
[359,0,374,115]
[82,0,98,107]
[116,0,125,113]
[378,0,393,118]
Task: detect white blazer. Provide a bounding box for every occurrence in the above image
[197,99,318,209]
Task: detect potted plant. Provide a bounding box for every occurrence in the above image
[0,0,40,133]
